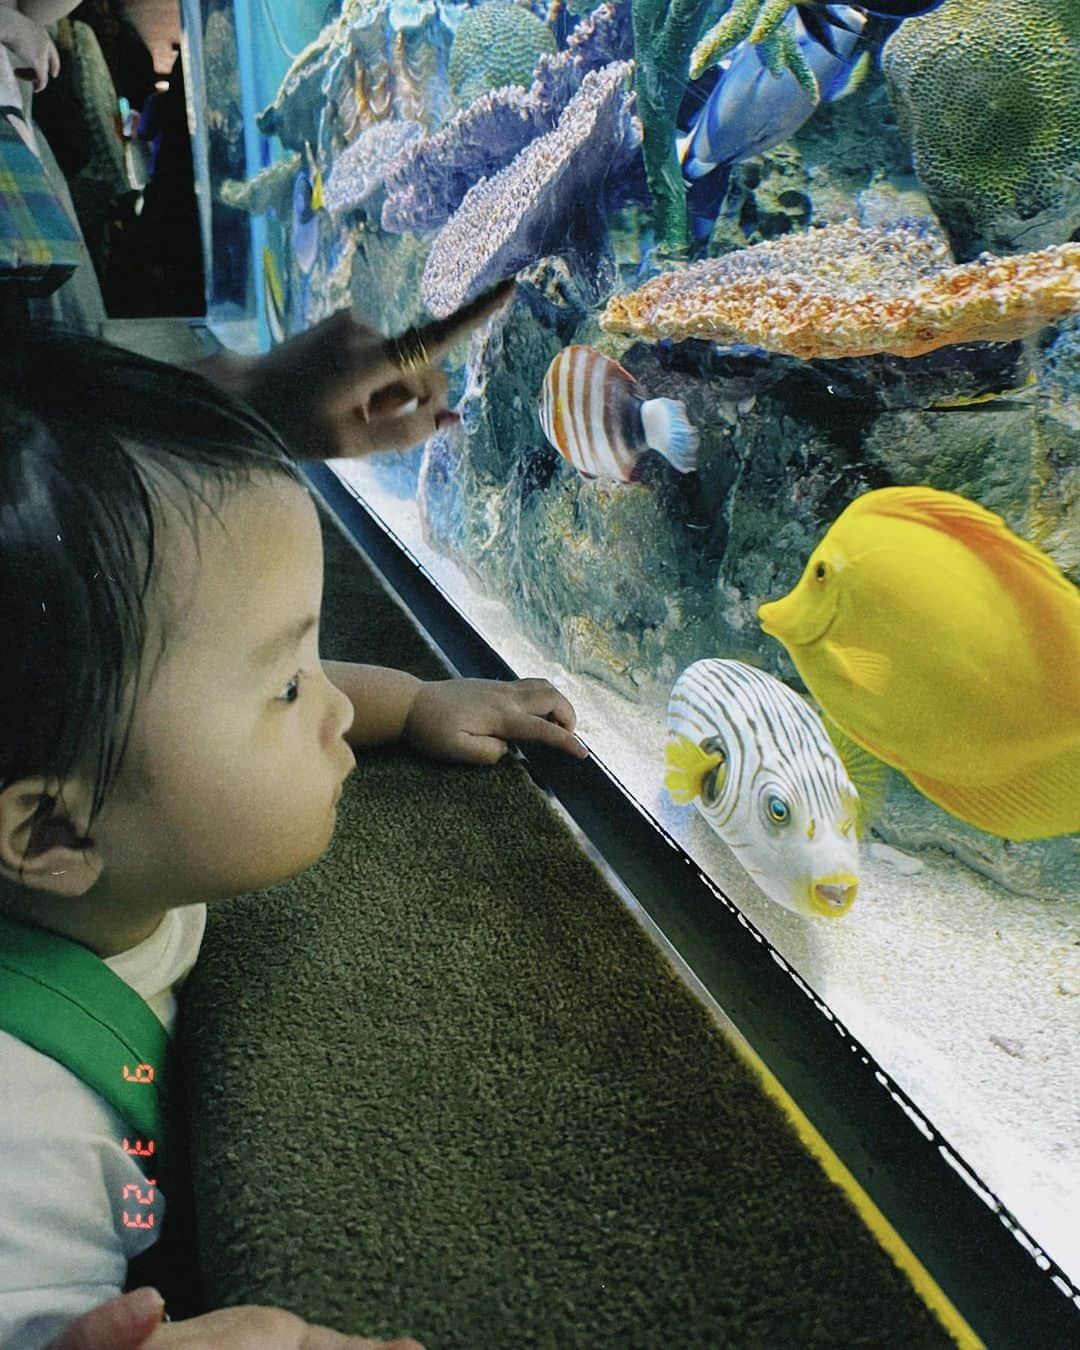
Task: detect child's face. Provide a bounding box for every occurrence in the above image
[87,473,356,916]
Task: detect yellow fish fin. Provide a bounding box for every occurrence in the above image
[310,167,324,212]
[863,487,1079,606]
[824,641,892,697]
[905,741,1080,841]
[664,734,726,805]
[821,714,890,835]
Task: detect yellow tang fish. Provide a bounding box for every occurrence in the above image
[757,486,1080,841]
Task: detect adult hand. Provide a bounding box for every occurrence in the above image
[402,677,589,765]
[43,1287,424,1350]
[238,278,517,461]
[0,5,59,90]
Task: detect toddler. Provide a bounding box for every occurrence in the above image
[0,332,587,1347]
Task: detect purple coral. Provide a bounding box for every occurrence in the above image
[420,59,641,317]
[381,87,543,234]
[530,1,633,118]
[324,119,424,215]
[380,2,635,238]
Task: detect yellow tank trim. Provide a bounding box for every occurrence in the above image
[717,1020,984,1348]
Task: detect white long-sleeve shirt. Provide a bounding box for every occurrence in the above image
[0,904,206,1349]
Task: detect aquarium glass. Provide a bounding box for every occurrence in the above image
[187,0,1080,1291]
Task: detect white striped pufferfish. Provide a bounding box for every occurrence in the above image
[538,345,700,483]
[665,660,884,920]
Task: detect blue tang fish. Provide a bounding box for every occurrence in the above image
[292,167,322,276]
[678,4,867,239]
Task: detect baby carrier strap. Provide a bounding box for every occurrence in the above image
[0,912,174,1167]
[0,912,204,1314]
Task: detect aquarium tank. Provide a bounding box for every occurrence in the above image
[182,0,1080,1298]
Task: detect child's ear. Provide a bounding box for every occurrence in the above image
[0,778,103,897]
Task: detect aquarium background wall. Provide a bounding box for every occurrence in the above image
[184,0,1080,1293]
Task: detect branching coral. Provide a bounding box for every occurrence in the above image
[629,0,717,252]
[690,0,820,94]
[882,0,1080,257]
[599,220,1080,359]
[219,153,302,216]
[256,19,342,150]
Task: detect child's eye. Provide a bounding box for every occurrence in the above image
[276,670,306,704]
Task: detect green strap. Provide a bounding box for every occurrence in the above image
[0,913,173,1167]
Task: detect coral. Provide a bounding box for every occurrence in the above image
[691,0,823,96]
[219,154,301,216]
[380,2,632,236]
[421,60,641,316]
[599,220,1080,359]
[259,0,455,156]
[323,120,423,214]
[629,0,718,251]
[256,19,342,150]
[381,86,543,233]
[530,0,634,118]
[447,0,557,104]
[319,6,453,158]
[882,0,1080,257]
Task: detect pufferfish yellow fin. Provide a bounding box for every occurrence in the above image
[821,714,890,835]
[824,641,892,697]
[906,740,1080,841]
[664,734,726,805]
[310,167,324,212]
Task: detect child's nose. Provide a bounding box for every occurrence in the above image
[323,672,355,744]
[333,684,355,742]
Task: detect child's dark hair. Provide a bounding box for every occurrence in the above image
[0,331,304,833]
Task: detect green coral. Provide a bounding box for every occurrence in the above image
[882,0,1080,257]
[631,0,717,254]
[447,1,557,104]
[690,0,821,100]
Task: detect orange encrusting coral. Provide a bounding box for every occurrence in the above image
[600,222,1080,360]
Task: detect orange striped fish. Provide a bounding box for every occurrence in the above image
[537,345,699,483]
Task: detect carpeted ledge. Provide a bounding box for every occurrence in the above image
[174,507,955,1348]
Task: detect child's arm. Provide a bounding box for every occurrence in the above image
[324,661,588,764]
[324,661,422,748]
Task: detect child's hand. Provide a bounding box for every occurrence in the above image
[402,677,589,765]
[43,1286,423,1350]
[0,5,58,90]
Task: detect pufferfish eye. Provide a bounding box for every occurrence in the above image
[813,560,828,582]
[765,795,791,826]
